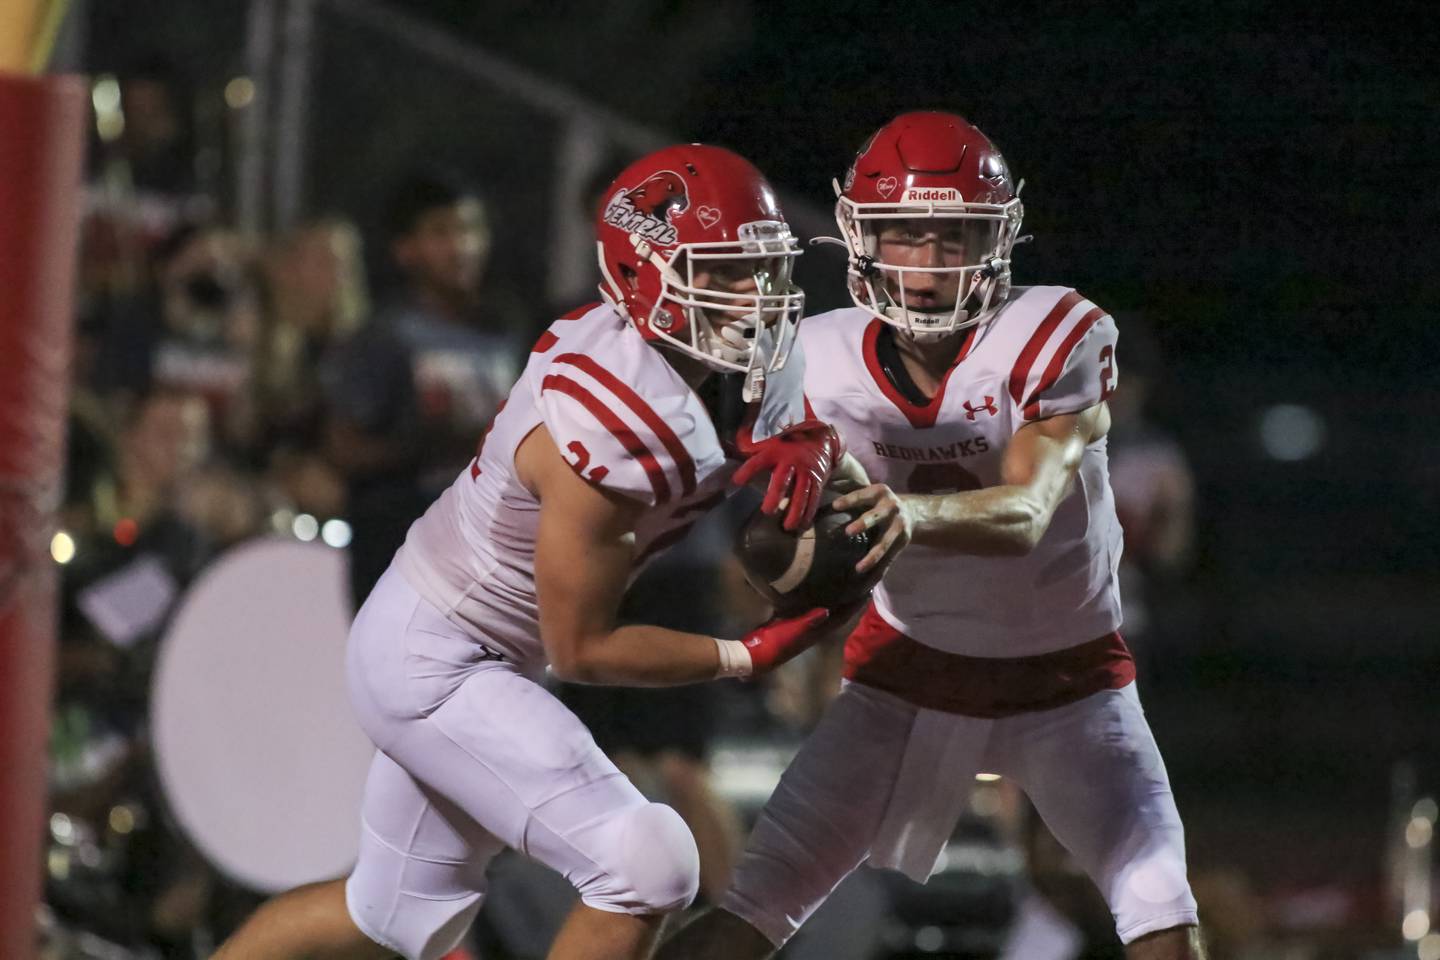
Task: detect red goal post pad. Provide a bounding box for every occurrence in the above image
[0,69,87,960]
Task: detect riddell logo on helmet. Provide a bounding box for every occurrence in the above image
[902,187,962,202]
[603,170,690,246]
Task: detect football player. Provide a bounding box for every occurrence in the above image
[213,145,868,960]
[658,112,1205,959]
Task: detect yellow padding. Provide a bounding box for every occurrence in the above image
[0,0,71,74]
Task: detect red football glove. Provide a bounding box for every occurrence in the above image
[732,419,843,531]
[740,607,831,676]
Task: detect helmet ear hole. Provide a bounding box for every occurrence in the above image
[618,263,641,294]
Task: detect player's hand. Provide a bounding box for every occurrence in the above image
[740,607,831,676]
[831,483,912,573]
[732,420,843,532]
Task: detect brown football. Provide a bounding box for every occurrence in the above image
[735,488,891,614]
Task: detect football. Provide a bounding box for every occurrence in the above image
[735,487,891,614]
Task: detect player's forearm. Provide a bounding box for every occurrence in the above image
[903,486,1050,556]
[548,626,723,687]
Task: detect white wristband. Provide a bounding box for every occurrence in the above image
[713,638,754,679]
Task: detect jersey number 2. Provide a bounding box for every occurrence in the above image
[1099,346,1116,400]
[565,441,610,484]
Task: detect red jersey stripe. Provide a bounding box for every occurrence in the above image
[532,330,559,354]
[554,352,697,497]
[1007,290,1086,407]
[1022,305,1108,419]
[469,399,509,480]
[541,374,671,503]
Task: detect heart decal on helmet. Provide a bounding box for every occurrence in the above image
[876,176,898,199]
[696,205,722,228]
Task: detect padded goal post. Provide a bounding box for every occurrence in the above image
[0,68,86,960]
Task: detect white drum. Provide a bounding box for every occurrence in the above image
[151,537,372,894]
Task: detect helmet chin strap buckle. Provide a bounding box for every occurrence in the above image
[742,365,766,403]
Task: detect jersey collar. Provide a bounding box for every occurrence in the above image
[861,320,981,430]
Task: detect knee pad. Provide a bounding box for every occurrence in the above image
[1111,848,1198,943]
[574,801,699,914]
[346,836,485,960]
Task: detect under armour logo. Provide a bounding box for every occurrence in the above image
[962,396,998,420]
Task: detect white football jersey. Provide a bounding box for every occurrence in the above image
[801,286,1124,658]
[397,301,807,669]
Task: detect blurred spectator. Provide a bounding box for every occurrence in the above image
[104,52,198,197]
[77,219,262,444]
[149,224,262,449]
[236,217,369,519]
[1107,319,1195,654]
[93,387,264,566]
[78,52,214,402]
[59,388,265,605]
[323,169,519,606]
[114,389,215,543]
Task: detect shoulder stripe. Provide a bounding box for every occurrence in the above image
[1007,290,1086,407]
[541,374,671,502]
[1021,306,1108,420]
[554,352,697,497]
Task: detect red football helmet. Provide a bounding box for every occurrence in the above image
[835,111,1024,341]
[596,144,803,399]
